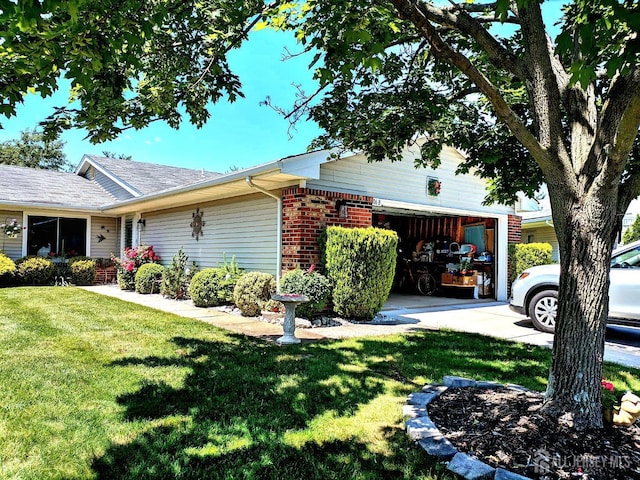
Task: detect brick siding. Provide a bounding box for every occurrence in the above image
[281,186,373,272]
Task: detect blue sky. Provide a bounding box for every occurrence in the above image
[0,3,565,173]
[0,30,322,173]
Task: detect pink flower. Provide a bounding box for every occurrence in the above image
[601,380,614,392]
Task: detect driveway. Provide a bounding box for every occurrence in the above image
[376,294,640,369]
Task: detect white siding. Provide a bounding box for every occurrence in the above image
[0,210,24,259]
[524,225,560,262]
[90,217,120,259]
[309,146,514,216]
[141,195,278,274]
[93,170,135,200]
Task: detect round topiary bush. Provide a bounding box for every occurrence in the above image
[280,268,331,319]
[117,269,136,290]
[190,268,238,307]
[233,271,275,317]
[0,253,16,286]
[69,259,96,286]
[135,263,166,294]
[17,256,54,285]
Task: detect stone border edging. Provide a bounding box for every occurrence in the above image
[404,376,533,480]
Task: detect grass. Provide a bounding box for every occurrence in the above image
[0,287,638,480]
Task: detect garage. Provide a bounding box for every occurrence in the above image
[372,200,502,301]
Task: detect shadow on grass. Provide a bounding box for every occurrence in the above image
[93,330,551,479]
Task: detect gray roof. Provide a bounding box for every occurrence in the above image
[0,164,117,208]
[84,155,221,196]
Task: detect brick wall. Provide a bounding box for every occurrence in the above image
[281,186,373,272]
[507,214,522,296]
[508,214,522,244]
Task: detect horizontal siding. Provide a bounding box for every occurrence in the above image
[94,170,134,200]
[90,217,120,259]
[308,146,514,216]
[0,210,24,259]
[523,226,560,262]
[141,195,278,274]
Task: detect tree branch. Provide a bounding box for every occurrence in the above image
[192,1,278,88]
[415,1,527,80]
[388,0,555,172]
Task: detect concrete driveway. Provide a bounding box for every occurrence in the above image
[376,294,640,369]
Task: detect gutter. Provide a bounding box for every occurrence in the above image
[245,176,282,291]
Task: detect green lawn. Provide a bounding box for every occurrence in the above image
[0,287,638,480]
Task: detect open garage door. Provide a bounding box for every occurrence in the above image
[372,201,500,301]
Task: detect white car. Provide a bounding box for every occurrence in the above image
[509,240,640,332]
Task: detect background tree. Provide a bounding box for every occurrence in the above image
[623,215,640,244]
[101,151,132,160]
[1,0,640,429]
[0,128,69,170]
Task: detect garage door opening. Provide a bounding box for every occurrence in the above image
[374,212,497,300]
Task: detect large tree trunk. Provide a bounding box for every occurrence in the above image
[541,179,619,429]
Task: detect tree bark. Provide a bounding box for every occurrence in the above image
[542,174,618,429]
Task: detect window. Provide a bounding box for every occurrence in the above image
[27,216,87,257]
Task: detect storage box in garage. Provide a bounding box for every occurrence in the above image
[457,275,477,286]
[441,273,454,285]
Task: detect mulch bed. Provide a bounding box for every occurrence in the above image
[427,387,640,479]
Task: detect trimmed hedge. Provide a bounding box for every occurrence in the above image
[70,259,96,286]
[17,256,54,285]
[233,271,276,317]
[325,226,398,321]
[280,268,331,319]
[191,268,238,307]
[0,253,16,286]
[135,263,166,294]
[508,242,553,283]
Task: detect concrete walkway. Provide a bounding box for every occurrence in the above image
[82,285,640,368]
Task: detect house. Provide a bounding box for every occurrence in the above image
[0,144,522,301]
[519,188,640,262]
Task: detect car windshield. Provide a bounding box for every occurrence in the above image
[611,245,640,268]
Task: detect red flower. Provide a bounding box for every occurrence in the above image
[601,380,614,392]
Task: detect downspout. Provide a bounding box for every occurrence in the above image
[246,176,282,291]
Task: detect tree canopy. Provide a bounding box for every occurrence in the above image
[2,0,640,429]
[0,128,69,170]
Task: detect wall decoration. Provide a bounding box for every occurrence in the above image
[96,234,106,243]
[191,208,205,241]
[427,177,441,197]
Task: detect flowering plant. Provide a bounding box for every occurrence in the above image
[112,245,160,273]
[601,379,625,410]
[1,218,21,238]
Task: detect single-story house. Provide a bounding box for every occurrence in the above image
[519,191,640,262]
[0,144,522,301]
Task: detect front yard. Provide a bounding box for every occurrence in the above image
[0,287,637,479]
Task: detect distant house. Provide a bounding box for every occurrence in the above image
[0,145,523,301]
[518,189,640,262]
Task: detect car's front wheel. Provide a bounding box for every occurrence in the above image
[528,290,558,333]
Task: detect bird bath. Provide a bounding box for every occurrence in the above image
[271,293,309,344]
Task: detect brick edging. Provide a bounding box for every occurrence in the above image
[404,376,532,480]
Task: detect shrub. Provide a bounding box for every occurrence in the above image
[70,259,96,286]
[112,245,160,291]
[508,242,553,284]
[233,271,275,317]
[623,214,640,244]
[191,269,230,307]
[135,263,166,294]
[161,248,197,299]
[0,253,16,286]
[67,256,92,266]
[280,268,331,318]
[325,226,398,321]
[17,256,54,285]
